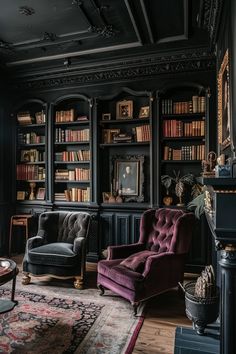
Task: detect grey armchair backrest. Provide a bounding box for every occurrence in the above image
[37,211,91,244]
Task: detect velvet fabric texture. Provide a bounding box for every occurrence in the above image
[23,211,91,280]
[97,208,195,304]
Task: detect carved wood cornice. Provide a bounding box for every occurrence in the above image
[11,48,215,91]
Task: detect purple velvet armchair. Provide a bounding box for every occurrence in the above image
[97,208,195,314]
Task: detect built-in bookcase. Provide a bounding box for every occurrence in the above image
[51,94,92,205]
[96,87,153,205]
[159,85,209,206]
[15,99,47,203]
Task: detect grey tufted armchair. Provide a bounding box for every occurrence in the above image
[22,211,91,289]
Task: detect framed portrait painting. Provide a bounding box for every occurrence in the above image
[113,155,145,202]
[116,100,133,120]
[218,49,231,151]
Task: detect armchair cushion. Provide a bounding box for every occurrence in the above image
[28,242,79,267]
[120,250,157,273]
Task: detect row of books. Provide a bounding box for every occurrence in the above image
[55,109,75,122]
[55,109,89,123]
[18,133,45,145]
[55,128,90,142]
[135,124,151,142]
[162,120,205,137]
[163,145,205,161]
[16,164,45,180]
[54,187,90,202]
[20,149,45,162]
[162,96,206,115]
[17,111,46,125]
[55,150,90,162]
[55,168,90,181]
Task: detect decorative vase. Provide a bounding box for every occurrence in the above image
[163,195,173,206]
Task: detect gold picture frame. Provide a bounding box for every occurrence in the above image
[116,100,133,120]
[139,106,150,118]
[36,187,45,200]
[218,49,231,150]
[17,191,26,200]
[102,113,111,121]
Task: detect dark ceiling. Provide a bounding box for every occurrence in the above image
[0,0,210,72]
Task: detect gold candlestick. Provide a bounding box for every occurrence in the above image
[29,182,36,200]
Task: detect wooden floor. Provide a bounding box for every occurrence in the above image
[88,262,193,354]
[12,256,193,354]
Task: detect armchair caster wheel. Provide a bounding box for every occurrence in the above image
[97,284,105,295]
[22,274,31,285]
[74,277,84,289]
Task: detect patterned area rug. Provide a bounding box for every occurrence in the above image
[0,274,145,354]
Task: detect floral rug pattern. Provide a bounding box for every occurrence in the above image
[0,277,145,354]
[0,289,103,354]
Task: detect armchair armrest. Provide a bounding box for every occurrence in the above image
[107,243,145,260]
[142,252,184,277]
[73,237,86,254]
[26,236,44,251]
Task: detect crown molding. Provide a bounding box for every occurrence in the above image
[10,47,215,91]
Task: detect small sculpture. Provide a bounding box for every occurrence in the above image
[29,182,36,200]
[202,151,216,176]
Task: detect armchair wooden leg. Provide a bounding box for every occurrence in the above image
[74,276,83,289]
[97,284,105,295]
[22,273,31,285]
[131,302,139,316]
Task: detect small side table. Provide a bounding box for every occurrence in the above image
[0,258,19,313]
[9,214,32,257]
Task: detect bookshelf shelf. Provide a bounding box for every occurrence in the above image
[159,88,208,207]
[54,141,89,145]
[54,161,90,164]
[100,142,150,148]
[15,100,47,203]
[161,160,202,164]
[54,180,90,183]
[97,88,152,205]
[52,94,92,204]
[100,117,150,125]
[162,136,205,141]
[54,120,89,126]
[161,113,205,119]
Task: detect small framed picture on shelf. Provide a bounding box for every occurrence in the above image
[139,106,149,118]
[17,191,26,201]
[36,187,45,200]
[102,113,111,121]
[112,155,145,202]
[35,111,45,124]
[116,100,133,120]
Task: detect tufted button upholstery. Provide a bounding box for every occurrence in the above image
[22,211,92,288]
[97,207,195,309]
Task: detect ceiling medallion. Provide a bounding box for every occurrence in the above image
[19,6,35,16]
[88,25,116,38]
[43,32,57,42]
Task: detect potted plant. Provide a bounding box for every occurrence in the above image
[187,184,206,219]
[161,171,195,207]
[179,265,219,335]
